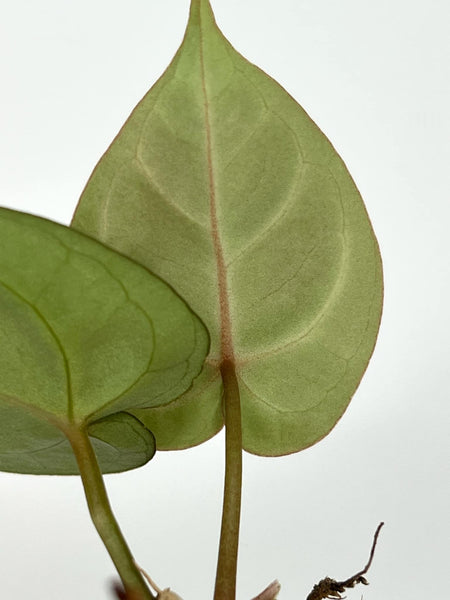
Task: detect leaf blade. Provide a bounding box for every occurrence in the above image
[72,0,382,455]
[0,208,208,473]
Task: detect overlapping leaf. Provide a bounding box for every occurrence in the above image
[72,0,383,455]
[0,208,208,473]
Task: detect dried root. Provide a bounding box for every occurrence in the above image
[306,522,384,600]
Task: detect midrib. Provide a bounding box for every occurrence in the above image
[199,20,234,364]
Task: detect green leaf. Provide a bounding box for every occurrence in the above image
[72,0,383,456]
[0,208,208,473]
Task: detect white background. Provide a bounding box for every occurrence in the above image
[0,1,449,598]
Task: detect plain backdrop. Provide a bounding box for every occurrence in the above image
[0,1,449,598]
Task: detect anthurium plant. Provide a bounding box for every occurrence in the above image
[1,1,383,599]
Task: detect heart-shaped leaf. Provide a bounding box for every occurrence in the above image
[72,0,383,456]
[0,208,208,474]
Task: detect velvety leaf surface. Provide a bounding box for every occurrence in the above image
[72,0,383,455]
[0,208,208,473]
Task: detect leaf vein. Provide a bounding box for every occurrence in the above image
[0,280,74,420]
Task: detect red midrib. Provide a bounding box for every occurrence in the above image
[199,19,234,364]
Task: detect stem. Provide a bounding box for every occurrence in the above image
[67,426,155,600]
[214,359,243,600]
